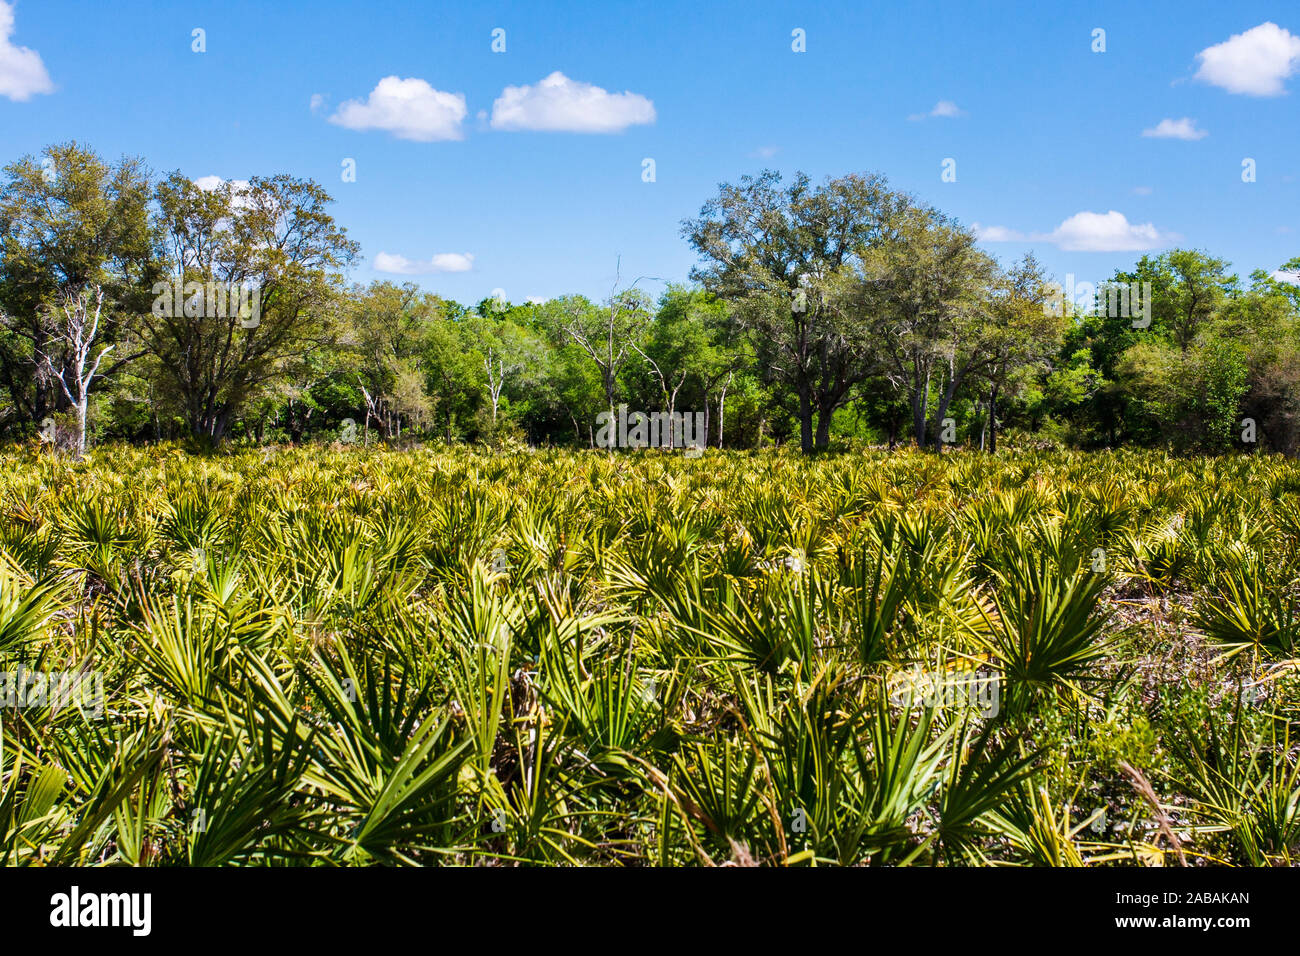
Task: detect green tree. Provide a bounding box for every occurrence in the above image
[1229,270,1300,454]
[0,142,154,434]
[632,285,738,447]
[858,205,1000,450]
[527,298,605,445]
[422,316,481,441]
[464,310,541,429]
[1116,333,1248,452]
[342,281,443,440]
[979,254,1061,452]
[555,286,652,433]
[684,170,910,452]
[142,172,357,443]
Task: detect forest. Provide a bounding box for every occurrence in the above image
[4,142,1299,458]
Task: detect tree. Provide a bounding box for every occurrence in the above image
[1138,250,1236,352]
[141,172,357,443]
[630,286,735,448]
[464,311,540,427]
[1225,272,1300,454]
[858,205,1000,450]
[35,285,114,456]
[422,317,481,441]
[979,254,1060,452]
[342,281,442,439]
[1116,333,1248,452]
[527,299,606,445]
[387,360,435,437]
[1262,256,1300,313]
[0,142,153,432]
[685,170,910,452]
[556,281,653,432]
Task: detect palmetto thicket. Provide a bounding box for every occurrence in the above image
[2,443,1299,866]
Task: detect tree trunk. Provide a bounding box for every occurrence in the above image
[798,384,814,453]
[814,410,832,449]
[75,396,87,458]
[931,361,963,453]
[912,369,929,449]
[717,372,731,448]
[988,385,999,454]
[213,406,232,443]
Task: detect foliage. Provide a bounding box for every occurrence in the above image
[1,443,1298,866]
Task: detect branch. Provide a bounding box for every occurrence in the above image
[84,344,114,392]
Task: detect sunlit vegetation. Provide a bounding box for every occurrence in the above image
[2,444,1299,865]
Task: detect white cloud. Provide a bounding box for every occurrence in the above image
[975,211,1178,252]
[374,251,474,275]
[972,223,1027,242]
[526,295,546,304]
[329,76,467,141]
[309,93,327,113]
[490,71,655,133]
[1272,269,1300,286]
[752,145,779,158]
[1133,185,1153,196]
[0,1,52,101]
[1194,22,1300,96]
[908,99,964,121]
[1142,117,1208,140]
[1047,211,1176,252]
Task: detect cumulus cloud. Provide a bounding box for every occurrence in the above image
[0,1,53,101]
[490,72,655,133]
[329,76,467,141]
[1273,269,1300,286]
[373,251,474,275]
[972,224,1027,242]
[1048,211,1176,251]
[1194,22,1300,96]
[1142,117,1208,140]
[975,211,1178,252]
[908,99,965,121]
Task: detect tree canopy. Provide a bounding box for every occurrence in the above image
[1,146,1298,457]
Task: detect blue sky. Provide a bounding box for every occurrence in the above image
[2,0,1298,305]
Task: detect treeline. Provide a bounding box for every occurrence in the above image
[3,144,1299,455]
